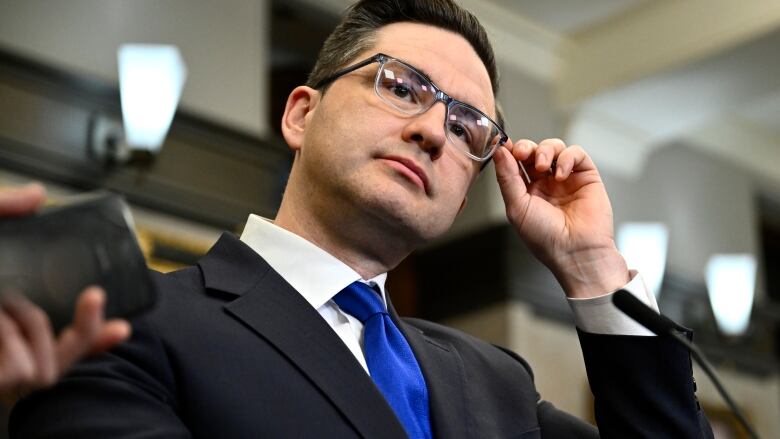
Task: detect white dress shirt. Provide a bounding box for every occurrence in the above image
[239,214,660,373]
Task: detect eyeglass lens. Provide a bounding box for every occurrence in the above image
[375,59,503,160]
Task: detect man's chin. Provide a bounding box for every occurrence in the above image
[352,181,454,239]
[373,204,453,243]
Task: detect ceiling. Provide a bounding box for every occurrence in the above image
[491,0,780,190]
[491,0,651,34]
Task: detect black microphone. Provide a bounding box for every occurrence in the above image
[612,289,681,336]
[612,290,760,439]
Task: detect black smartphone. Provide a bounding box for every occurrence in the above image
[0,192,157,332]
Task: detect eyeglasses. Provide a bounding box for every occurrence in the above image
[313,53,508,162]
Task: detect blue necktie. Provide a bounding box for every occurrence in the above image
[333,282,432,439]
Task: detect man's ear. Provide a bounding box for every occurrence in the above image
[281,86,320,152]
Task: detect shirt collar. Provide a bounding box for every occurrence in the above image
[239,214,388,310]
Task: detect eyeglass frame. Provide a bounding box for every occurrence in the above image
[312,53,509,162]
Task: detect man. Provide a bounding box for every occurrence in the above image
[10,0,712,437]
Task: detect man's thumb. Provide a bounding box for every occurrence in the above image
[493,147,528,203]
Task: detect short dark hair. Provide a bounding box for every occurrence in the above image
[307,0,503,127]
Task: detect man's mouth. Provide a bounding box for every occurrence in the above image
[379,156,429,193]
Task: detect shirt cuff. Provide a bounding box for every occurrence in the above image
[566,270,660,336]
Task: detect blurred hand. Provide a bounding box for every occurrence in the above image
[0,183,131,405]
[493,139,630,299]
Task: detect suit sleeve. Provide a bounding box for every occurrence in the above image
[577,329,714,439]
[498,330,714,438]
[9,316,191,438]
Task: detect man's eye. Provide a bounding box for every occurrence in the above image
[391,84,413,100]
[448,122,476,151]
[449,123,467,139]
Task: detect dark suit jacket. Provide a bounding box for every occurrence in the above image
[10,233,712,438]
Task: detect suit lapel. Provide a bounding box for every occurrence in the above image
[198,234,408,439]
[388,300,471,438]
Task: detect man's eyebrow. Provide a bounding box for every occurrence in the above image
[403,59,435,84]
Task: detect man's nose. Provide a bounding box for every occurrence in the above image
[400,102,447,160]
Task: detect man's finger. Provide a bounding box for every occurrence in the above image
[507,139,551,182]
[553,145,597,181]
[506,139,536,163]
[1,295,58,386]
[54,287,103,373]
[72,287,106,337]
[0,183,47,217]
[534,138,566,173]
[55,287,130,373]
[0,309,36,390]
[494,146,529,205]
[90,320,132,354]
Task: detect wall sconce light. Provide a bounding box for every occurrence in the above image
[705,254,756,336]
[617,222,669,298]
[90,44,187,165]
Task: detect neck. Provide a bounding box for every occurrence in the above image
[274,188,418,280]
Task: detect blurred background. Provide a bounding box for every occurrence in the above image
[0,0,778,437]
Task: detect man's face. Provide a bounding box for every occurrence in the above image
[294,22,495,243]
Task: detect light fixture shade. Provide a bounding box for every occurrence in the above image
[118,44,187,150]
[705,254,756,336]
[617,222,669,297]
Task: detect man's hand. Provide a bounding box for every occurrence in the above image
[0,183,131,404]
[493,139,630,298]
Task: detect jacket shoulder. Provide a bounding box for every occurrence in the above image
[401,317,535,382]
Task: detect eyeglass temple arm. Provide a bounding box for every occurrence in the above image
[312,54,385,89]
[517,159,532,184]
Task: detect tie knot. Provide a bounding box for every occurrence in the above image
[333,281,386,323]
